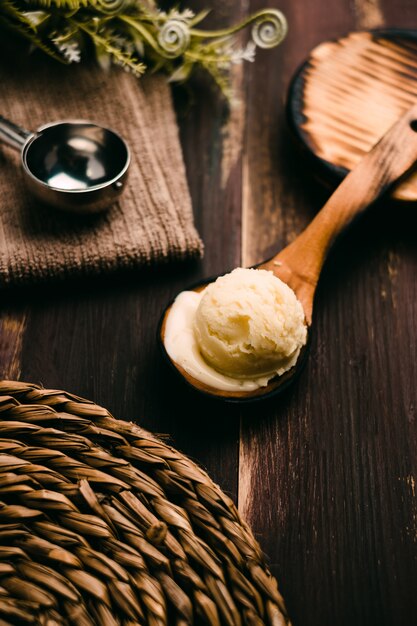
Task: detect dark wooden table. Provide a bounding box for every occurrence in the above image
[1,1,417,625]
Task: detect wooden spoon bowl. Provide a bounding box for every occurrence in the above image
[159,277,311,401]
[160,103,417,401]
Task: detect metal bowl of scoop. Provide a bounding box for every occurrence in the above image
[0,116,130,213]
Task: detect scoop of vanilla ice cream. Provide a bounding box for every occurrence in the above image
[194,267,307,378]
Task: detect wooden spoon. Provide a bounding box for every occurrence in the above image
[160,104,417,401]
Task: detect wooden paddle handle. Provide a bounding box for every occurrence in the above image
[261,103,417,324]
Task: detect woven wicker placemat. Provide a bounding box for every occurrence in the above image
[0,381,291,625]
[0,50,203,287]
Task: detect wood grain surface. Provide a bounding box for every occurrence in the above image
[1,1,417,625]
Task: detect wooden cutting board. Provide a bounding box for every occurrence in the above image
[287,29,417,202]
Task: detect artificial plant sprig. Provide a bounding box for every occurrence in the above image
[0,0,287,97]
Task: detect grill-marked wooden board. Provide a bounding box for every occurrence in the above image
[288,30,417,202]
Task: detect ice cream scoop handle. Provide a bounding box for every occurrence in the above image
[263,102,417,323]
[0,115,32,151]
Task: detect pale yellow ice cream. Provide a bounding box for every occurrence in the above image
[194,268,307,379]
[164,267,307,391]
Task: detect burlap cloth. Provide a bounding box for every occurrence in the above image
[0,52,203,286]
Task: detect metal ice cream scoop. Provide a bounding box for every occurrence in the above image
[0,115,130,213]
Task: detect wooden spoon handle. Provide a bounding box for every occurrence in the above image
[261,103,417,324]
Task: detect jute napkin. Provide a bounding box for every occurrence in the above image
[0,52,203,286]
